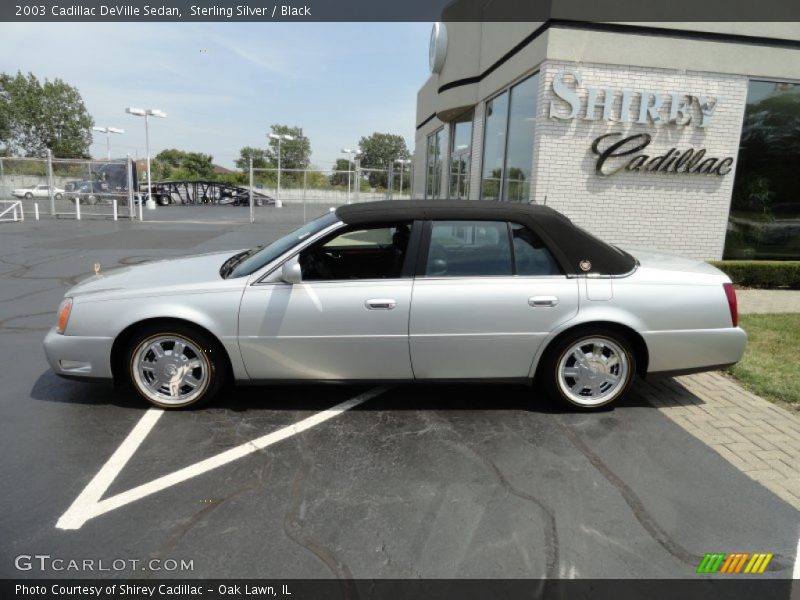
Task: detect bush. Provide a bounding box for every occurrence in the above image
[709,260,800,289]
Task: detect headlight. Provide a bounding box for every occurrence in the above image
[56,297,73,334]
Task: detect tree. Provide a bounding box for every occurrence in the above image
[235,146,270,171]
[266,124,311,171]
[329,158,353,187]
[0,71,93,158]
[358,132,409,188]
[152,149,215,180]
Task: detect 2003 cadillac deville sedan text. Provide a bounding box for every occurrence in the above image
[44,201,746,410]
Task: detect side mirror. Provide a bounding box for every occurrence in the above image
[280,255,302,284]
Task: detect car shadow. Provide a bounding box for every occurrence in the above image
[29,369,709,414]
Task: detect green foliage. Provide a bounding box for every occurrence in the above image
[0,71,94,158]
[152,149,215,180]
[358,132,409,188]
[729,313,800,404]
[235,146,270,171]
[710,260,800,289]
[266,125,310,171]
[329,158,352,187]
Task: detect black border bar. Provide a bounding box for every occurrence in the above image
[3,578,797,600]
[3,0,800,22]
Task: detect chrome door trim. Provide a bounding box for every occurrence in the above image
[529,295,559,307]
[365,299,397,310]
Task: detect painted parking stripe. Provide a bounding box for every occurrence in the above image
[56,408,164,530]
[56,386,389,530]
[794,536,800,580]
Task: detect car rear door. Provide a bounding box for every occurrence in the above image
[409,220,579,380]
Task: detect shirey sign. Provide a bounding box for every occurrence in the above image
[548,69,735,177]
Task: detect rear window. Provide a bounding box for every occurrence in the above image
[425,220,513,276]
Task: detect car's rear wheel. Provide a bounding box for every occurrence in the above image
[24,192,32,199]
[86,194,98,205]
[55,193,63,200]
[539,328,635,410]
[125,325,225,409]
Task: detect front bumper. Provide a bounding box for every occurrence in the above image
[43,327,114,381]
[643,327,747,375]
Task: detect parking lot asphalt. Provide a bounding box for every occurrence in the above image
[0,207,798,580]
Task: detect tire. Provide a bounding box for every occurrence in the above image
[24,192,33,199]
[158,195,170,206]
[125,324,227,409]
[537,327,636,410]
[86,194,98,205]
[55,193,63,200]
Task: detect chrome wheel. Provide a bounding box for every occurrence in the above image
[557,337,629,407]
[131,334,210,406]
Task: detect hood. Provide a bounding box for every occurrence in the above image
[68,249,244,298]
[622,247,726,277]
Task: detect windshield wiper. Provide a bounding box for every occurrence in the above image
[220,246,263,279]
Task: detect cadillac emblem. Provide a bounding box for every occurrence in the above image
[579,260,592,272]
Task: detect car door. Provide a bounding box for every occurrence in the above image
[35,185,48,197]
[409,220,580,380]
[238,221,417,381]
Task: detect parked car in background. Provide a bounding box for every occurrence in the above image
[65,180,110,205]
[43,201,747,411]
[12,184,64,200]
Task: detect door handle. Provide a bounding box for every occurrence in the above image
[365,299,397,310]
[529,296,559,307]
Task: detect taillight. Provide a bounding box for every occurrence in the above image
[56,298,73,334]
[723,283,738,327]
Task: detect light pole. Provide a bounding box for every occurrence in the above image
[92,126,125,160]
[341,148,355,203]
[269,133,294,205]
[126,107,166,210]
[395,159,411,199]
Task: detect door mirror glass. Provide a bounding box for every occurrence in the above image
[280,255,303,284]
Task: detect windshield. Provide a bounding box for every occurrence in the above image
[223,211,339,278]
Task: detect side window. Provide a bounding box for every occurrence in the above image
[511,222,562,275]
[300,221,412,281]
[425,220,512,276]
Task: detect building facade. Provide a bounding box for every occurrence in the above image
[413,21,800,260]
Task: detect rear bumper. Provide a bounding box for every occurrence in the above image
[643,327,747,375]
[43,327,114,381]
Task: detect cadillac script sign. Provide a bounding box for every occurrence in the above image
[548,69,735,177]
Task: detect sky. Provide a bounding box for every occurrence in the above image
[0,22,431,168]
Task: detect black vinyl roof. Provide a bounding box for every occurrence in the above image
[336,200,637,277]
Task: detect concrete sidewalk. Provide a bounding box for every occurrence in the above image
[737,289,800,314]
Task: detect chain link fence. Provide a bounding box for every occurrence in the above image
[0,152,414,224]
[0,155,138,220]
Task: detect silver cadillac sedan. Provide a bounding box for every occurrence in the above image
[43,201,746,410]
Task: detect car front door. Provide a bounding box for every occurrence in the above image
[409,220,580,380]
[238,221,417,381]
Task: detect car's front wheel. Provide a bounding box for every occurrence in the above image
[24,192,33,199]
[539,328,635,410]
[55,193,63,200]
[125,325,226,409]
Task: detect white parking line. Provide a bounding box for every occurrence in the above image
[56,386,388,530]
[56,408,163,530]
[794,536,800,579]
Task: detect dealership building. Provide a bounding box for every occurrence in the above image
[412,20,800,260]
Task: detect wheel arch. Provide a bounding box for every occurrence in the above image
[532,320,649,380]
[110,317,234,385]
